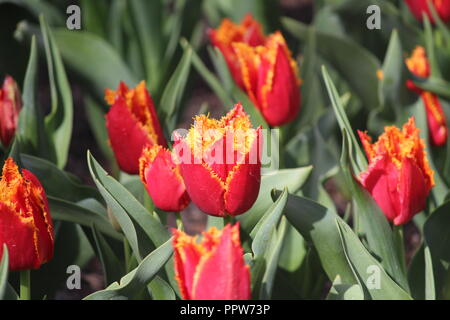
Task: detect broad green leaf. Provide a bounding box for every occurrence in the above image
[40,16,73,169]
[88,152,166,260]
[423,201,450,299]
[84,238,173,300]
[129,0,163,91]
[250,189,288,299]
[91,225,124,286]
[52,29,137,99]
[148,276,176,300]
[326,275,364,300]
[0,0,64,25]
[18,37,52,160]
[322,66,367,173]
[335,219,413,300]
[48,196,122,241]
[21,154,102,203]
[160,46,192,132]
[283,18,381,111]
[276,191,357,285]
[181,39,233,107]
[237,166,312,232]
[0,245,9,300]
[424,245,436,300]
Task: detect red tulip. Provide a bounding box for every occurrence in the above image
[358,118,434,225]
[209,14,266,89]
[0,158,54,270]
[139,145,190,212]
[406,46,448,146]
[0,76,22,147]
[105,81,167,174]
[174,103,262,217]
[405,0,450,23]
[173,223,251,300]
[233,32,301,126]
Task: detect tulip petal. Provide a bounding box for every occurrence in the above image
[359,155,400,222]
[106,97,153,174]
[192,225,251,300]
[395,157,428,225]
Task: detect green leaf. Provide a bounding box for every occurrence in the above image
[276,191,357,285]
[21,154,102,203]
[335,219,412,300]
[237,166,313,232]
[40,16,73,168]
[129,0,163,91]
[18,36,52,159]
[91,225,124,286]
[87,152,169,259]
[52,29,137,99]
[181,39,234,107]
[283,18,381,110]
[159,45,192,132]
[48,196,122,241]
[424,245,436,300]
[84,238,173,300]
[250,189,288,299]
[0,245,9,300]
[423,201,450,299]
[148,276,176,300]
[0,0,64,25]
[322,66,367,173]
[326,275,364,300]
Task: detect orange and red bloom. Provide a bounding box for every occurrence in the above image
[358,118,434,225]
[405,0,450,23]
[0,158,54,270]
[105,81,167,174]
[209,15,301,127]
[139,145,190,212]
[209,14,266,89]
[406,46,448,146]
[0,76,22,147]
[173,224,251,300]
[174,103,262,217]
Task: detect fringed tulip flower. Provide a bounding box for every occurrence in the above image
[105,81,167,174]
[139,145,190,212]
[174,103,262,217]
[0,158,54,270]
[406,46,448,146]
[0,76,22,147]
[405,0,450,23]
[173,223,251,300]
[358,118,434,225]
[209,14,266,89]
[233,32,301,126]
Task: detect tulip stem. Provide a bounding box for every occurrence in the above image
[20,270,31,300]
[393,225,407,276]
[223,215,234,226]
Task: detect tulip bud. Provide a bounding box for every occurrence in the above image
[174,103,262,217]
[0,76,22,147]
[406,46,448,146]
[139,145,190,212]
[233,32,301,126]
[173,223,251,300]
[405,0,450,23]
[105,81,167,174]
[358,118,434,225]
[208,14,266,89]
[0,158,54,270]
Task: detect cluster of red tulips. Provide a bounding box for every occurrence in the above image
[1,0,450,301]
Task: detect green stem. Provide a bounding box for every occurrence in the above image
[175,212,183,230]
[20,269,31,300]
[393,225,407,276]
